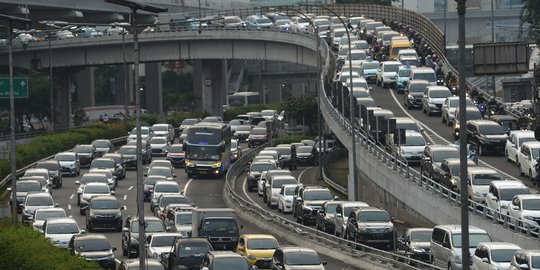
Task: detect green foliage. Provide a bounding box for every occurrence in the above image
[94,66,118,105]
[164,112,194,126]
[520,0,540,42]
[0,219,102,270]
[271,134,312,145]
[72,105,89,127]
[335,0,398,5]
[0,160,9,182]
[279,95,318,132]
[141,114,159,126]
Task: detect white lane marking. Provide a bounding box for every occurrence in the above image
[69,194,74,200]
[128,186,133,191]
[68,204,71,210]
[242,175,262,208]
[297,167,312,184]
[123,195,127,200]
[388,89,518,181]
[183,178,193,196]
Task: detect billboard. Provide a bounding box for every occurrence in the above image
[473,42,529,75]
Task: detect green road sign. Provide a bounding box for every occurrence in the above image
[0,77,29,98]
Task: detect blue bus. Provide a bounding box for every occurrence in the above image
[184,122,231,178]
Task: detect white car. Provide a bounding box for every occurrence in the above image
[148,160,174,172]
[507,194,540,229]
[88,168,117,191]
[376,61,401,88]
[146,233,183,261]
[265,175,298,208]
[149,137,169,156]
[54,152,80,176]
[278,184,298,213]
[485,180,529,216]
[79,182,113,215]
[506,130,535,164]
[22,192,58,225]
[260,109,278,122]
[128,126,153,143]
[472,242,521,270]
[333,201,369,238]
[43,217,84,248]
[422,86,452,116]
[441,96,475,126]
[465,167,503,204]
[151,123,174,144]
[32,208,67,232]
[151,181,182,212]
[518,141,540,181]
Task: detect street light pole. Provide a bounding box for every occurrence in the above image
[317,5,358,201]
[121,30,129,118]
[0,14,32,228]
[48,28,54,133]
[104,1,167,268]
[456,0,470,269]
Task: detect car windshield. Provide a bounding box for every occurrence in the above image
[396,122,419,132]
[410,230,432,242]
[90,200,119,209]
[182,119,199,125]
[26,196,53,206]
[450,165,463,176]
[35,162,58,170]
[251,129,266,135]
[151,235,177,247]
[460,110,482,120]
[149,168,173,178]
[362,62,378,70]
[325,204,338,213]
[231,140,238,149]
[169,145,183,153]
[212,257,250,270]
[410,84,428,93]
[490,249,519,263]
[187,127,222,145]
[256,18,271,24]
[150,137,167,144]
[24,171,48,178]
[522,199,540,210]
[75,145,93,153]
[176,212,192,225]
[35,210,65,220]
[145,177,164,186]
[429,90,451,98]
[224,17,240,23]
[75,239,111,252]
[247,238,279,249]
[203,219,238,233]
[17,182,41,192]
[532,149,540,160]
[131,128,150,135]
[251,164,276,171]
[285,252,321,265]
[478,124,506,135]
[499,188,528,201]
[160,196,188,207]
[472,173,502,185]
[304,190,333,200]
[92,160,114,168]
[152,125,168,131]
[85,185,109,194]
[237,126,251,132]
[132,220,164,233]
[80,175,107,184]
[532,256,540,268]
[432,150,459,163]
[118,147,136,155]
[398,69,410,77]
[276,148,291,156]
[358,211,391,222]
[47,223,79,234]
[449,99,474,107]
[154,184,179,193]
[297,147,313,153]
[518,137,536,147]
[93,141,110,148]
[229,120,242,126]
[383,64,399,72]
[403,136,425,146]
[54,154,74,161]
[272,179,297,188]
[350,52,366,60]
[178,243,211,257]
[284,186,296,195]
[451,233,491,248]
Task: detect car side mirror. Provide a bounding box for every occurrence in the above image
[442,242,451,248]
[520,263,529,269]
[75,181,80,185]
[251,266,259,270]
[111,190,116,195]
[112,246,117,251]
[122,228,129,233]
[173,174,177,178]
[334,196,339,201]
[54,203,59,208]
[6,187,11,192]
[144,173,148,176]
[322,261,328,266]
[336,213,342,217]
[121,206,126,210]
[296,197,303,202]
[513,205,519,210]
[482,257,489,263]
[80,230,86,234]
[166,226,171,231]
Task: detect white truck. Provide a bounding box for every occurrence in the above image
[192,208,240,250]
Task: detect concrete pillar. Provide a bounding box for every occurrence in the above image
[192,59,227,116]
[144,62,163,114]
[115,64,133,107]
[74,67,95,107]
[348,149,356,200]
[56,70,74,129]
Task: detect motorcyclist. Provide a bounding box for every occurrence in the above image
[487,98,499,115]
[534,158,540,187]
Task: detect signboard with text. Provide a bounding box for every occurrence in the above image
[0,77,29,98]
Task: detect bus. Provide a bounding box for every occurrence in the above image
[227,92,261,108]
[183,122,231,178]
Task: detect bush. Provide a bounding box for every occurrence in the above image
[271,134,312,145]
[0,219,102,270]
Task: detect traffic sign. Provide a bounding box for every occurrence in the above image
[0,77,29,98]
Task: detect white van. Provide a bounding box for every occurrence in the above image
[430,225,492,269]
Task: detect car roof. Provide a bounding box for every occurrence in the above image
[435,224,487,234]
[46,217,77,224]
[339,201,369,207]
[279,246,318,253]
[90,195,117,201]
[520,141,540,148]
[208,251,245,258]
[477,242,521,250]
[241,234,277,240]
[509,130,534,137]
[73,233,109,241]
[123,258,162,267]
[468,120,502,126]
[408,79,429,85]
[515,194,540,200]
[272,175,297,180]
[467,166,499,174]
[490,180,526,188]
[427,144,458,151]
[27,192,53,198]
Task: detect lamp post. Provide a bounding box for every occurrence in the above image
[104,1,167,268]
[316,5,358,201]
[456,0,470,269]
[287,7,323,181]
[0,14,32,227]
[120,29,129,118]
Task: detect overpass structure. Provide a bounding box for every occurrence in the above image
[1,2,539,251]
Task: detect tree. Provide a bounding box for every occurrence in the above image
[279,95,318,133]
[520,0,540,43]
[335,0,398,5]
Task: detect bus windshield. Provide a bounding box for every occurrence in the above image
[186,145,221,161]
[187,128,223,145]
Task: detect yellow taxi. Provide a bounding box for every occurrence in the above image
[236,234,279,269]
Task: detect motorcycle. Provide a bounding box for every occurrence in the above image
[477,102,487,117]
[436,75,445,86]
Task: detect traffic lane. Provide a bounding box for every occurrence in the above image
[369,86,532,185]
[51,156,191,261]
[228,169,354,270]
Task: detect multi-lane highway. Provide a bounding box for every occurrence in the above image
[48,144,355,269]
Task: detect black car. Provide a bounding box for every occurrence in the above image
[420,144,459,180]
[396,228,433,264]
[200,251,251,270]
[315,201,341,234]
[246,160,277,192]
[116,145,137,169]
[122,216,168,258]
[293,186,335,225]
[74,144,97,167]
[85,195,124,232]
[466,120,507,156]
[434,158,476,191]
[161,237,214,270]
[102,153,126,180]
[346,207,395,250]
[144,175,168,202]
[69,234,116,270]
[296,146,318,166]
[126,140,152,164]
[34,160,63,188]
